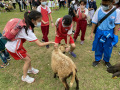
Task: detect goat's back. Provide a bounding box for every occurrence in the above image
[51,49,77,77]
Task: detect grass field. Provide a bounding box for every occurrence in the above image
[1,0,120,90]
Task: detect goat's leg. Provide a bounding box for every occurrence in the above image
[54,73,57,78]
[75,75,79,90]
[60,77,69,90]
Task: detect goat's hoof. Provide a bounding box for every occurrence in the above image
[76,87,79,90]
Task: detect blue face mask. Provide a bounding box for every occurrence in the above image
[41,2,47,5]
[101,5,110,11]
[35,22,41,27]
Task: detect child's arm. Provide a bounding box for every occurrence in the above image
[74,9,79,18]
[55,26,59,37]
[111,24,119,46]
[41,20,49,24]
[34,40,55,47]
[55,18,60,37]
[114,24,119,35]
[90,23,96,40]
[67,35,70,46]
[49,13,54,27]
[66,35,70,52]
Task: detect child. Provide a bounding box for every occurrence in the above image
[59,0,65,9]
[5,10,55,83]
[88,0,97,26]
[73,0,88,45]
[0,33,10,68]
[90,0,120,68]
[54,15,76,58]
[71,0,79,34]
[37,0,54,48]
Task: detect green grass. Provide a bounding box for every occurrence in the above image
[1,0,120,90]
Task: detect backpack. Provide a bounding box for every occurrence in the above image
[2,18,26,41]
[68,3,75,17]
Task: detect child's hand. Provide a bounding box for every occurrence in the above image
[90,33,94,41]
[44,21,49,24]
[42,20,49,24]
[51,23,54,27]
[50,41,55,44]
[66,47,70,52]
[65,45,70,52]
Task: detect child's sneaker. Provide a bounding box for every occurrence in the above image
[72,30,75,34]
[27,67,39,74]
[105,62,112,68]
[21,75,35,83]
[41,39,45,42]
[118,52,120,55]
[69,52,76,58]
[7,57,11,61]
[80,41,84,45]
[46,45,49,49]
[0,62,9,68]
[92,61,100,67]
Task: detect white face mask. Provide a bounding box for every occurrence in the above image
[35,22,41,27]
[80,5,85,9]
[101,5,110,11]
[41,2,47,5]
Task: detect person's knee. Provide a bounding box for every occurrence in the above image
[24,56,31,63]
[71,43,76,49]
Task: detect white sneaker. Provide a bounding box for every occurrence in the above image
[21,75,35,83]
[27,67,39,74]
[80,41,84,45]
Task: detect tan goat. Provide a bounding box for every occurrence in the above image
[51,44,79,90]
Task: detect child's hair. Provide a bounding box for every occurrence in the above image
[102,0,113,2]
[62,15,72,26]
[24,10,42,35]
[80,0,87,5]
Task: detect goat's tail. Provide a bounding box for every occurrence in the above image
[70,68,76,87]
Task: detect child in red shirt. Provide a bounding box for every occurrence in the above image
[73,0,88,45]
[37,0,54,48]
[54,15,76,58]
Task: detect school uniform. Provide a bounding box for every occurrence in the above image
[73,7,88,41]
[92,6,120,62]
[37,5,51,42]
[5,28,38,60]
[71,0,79,22]
[55,18,74,44]
[88,1,97,19]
